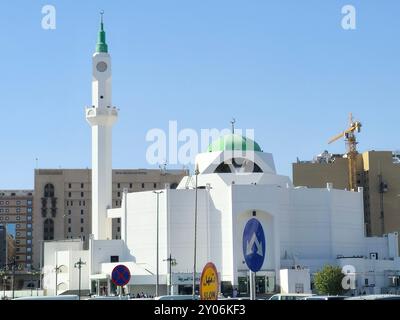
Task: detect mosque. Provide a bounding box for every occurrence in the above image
[42,17,400,297]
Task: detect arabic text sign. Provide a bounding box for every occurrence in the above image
[242,218,266,272]
[200,262,219,300]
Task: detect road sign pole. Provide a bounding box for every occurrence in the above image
[249,271,255,300]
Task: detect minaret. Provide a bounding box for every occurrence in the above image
[86,12,118,240]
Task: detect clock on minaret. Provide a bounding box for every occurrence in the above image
[96,61,108,73]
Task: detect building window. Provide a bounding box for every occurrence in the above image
[142,183,145,188]
[16,216,20,221]
[68,227,71,233]
[83,201,86,206]
[27,231,32,237]
[27,216,32,221]
[110,256,119,263]
[117,218,121,223]
[81,192,84,198]
[68,218,71,224]
[69,183,72,188]
[71,201,73,206]
[44,184,55,198]
[16,200,21,205]
[27,240,32,245]
[79,201,81,206]
[81,183,84,188]
[27,256,31,261]
[81,210,84,215]
[43,219,54,240]
[16,207,20,213]
[27,248,32,252]
[27,224,32,229]
[154,183,157,188]
[117,183,121,189]
[68,192,71,198]
[81,218,84,224]
[117,227,120,232]
[67,201,69,206]
[115,200,119,206]
[27,200,32,206]
[27,207,32,213]
[80,227,84,232]
[117,192,121,197]
[129,183,133,189]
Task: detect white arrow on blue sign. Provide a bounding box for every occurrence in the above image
[242,218,266,272]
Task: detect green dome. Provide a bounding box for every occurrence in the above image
[207,134,262,152]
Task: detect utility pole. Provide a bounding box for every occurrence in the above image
[74,258,86,300]
[153,191,163,297]
[192,164,200,299]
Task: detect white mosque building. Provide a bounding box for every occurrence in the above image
[42,18,400,297]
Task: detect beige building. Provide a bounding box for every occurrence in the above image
[32,168,187,269]
[293,150,400,238]
[0,190,34,271]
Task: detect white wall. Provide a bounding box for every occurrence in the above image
[279,269,311,294]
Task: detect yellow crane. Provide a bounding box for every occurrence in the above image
[328,113,362,191]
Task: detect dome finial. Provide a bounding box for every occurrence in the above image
[230,118,236,134]
[100,10,104,29]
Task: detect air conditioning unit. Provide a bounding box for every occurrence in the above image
[370,252,378,260]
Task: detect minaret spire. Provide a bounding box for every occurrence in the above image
[96,10,108,53]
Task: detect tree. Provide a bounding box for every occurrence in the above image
[313,265,346,295]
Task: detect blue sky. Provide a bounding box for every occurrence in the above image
[1,0,400,188]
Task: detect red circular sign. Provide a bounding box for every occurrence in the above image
[111,265,131,286]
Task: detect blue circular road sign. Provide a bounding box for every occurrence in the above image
[242,218,266,272]
[111,264,131,286]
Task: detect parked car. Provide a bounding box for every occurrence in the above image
[345,294,400,300]
[14,295,79,300]
[269,293,315,300]
[302,295,347,300]
[154,295,199,300]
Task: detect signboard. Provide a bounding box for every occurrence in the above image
[242,218,266,272]
[200,262,219,300]
[111,264,131,287]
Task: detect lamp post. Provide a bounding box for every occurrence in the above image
[74,258,86,300]
[153,190,163,297]
[54,264,62,295]
[11,257,16,300]
[192,164,199,299]
[163,254,177,295]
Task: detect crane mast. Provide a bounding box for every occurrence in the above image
[328,113,362,191]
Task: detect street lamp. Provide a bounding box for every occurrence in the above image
[54,264,62,295]
[74,258,86,300]
[163,254,177,295]
[153,190,163,297]
[192,164,199,299]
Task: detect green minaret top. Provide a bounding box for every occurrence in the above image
[96,11,108,53]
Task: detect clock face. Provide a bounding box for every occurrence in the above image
[96,61,108,72]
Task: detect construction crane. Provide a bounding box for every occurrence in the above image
[328,113,362,191]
